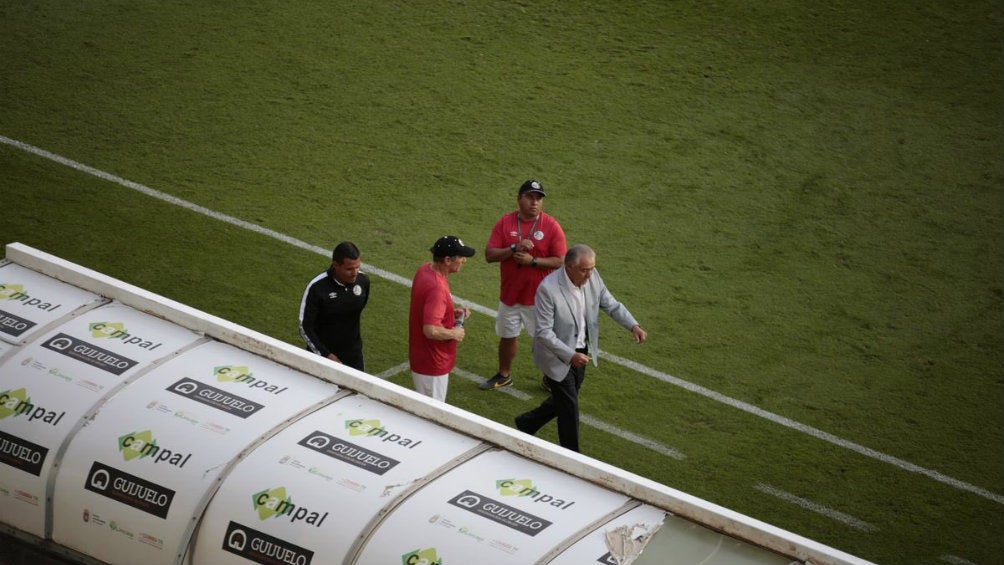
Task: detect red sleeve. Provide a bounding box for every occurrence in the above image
[487,215,510,249]
[422,279,453,327]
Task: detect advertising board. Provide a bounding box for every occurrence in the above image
[350,449,632,565]
[190,393,483,565]
[0,262,105,346]
[0,302,201,537]
[49,339,340,565]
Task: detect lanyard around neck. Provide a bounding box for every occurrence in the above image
[515,211,540,242]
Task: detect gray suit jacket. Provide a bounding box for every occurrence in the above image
[532,267,639,382]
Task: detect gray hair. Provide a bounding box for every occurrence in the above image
[564,244,595,266]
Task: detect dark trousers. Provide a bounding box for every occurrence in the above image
[337,348,365,373]
[308,346,365,372]
[515,356,587,452]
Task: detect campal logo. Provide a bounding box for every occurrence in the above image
[0,282,61,311]
[0,388,66,427]
[88,321,162,350]
[251,486,329,527]
[117,429,192,468]
[214,365,287,395]
[496,478,576,509]
[345,418,423,449]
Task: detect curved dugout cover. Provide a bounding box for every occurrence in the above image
[0,244,873,565]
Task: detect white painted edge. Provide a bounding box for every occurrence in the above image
[4,242,875,565]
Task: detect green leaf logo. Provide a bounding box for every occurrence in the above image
[252,486,292,520]
[345,418,382,436]
[0,388,29,419]
[497,478,534,497]
[0,283,25,300]
[118,430,156,461]
[89,321,125,339]
[214,365,251,383]
[402,547,442,565]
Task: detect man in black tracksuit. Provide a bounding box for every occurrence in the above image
[299,241,371,371]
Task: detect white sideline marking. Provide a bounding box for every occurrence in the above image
[604,351,1004,506]
[4,134,1000,506]
[940,555,981,565]
[0,137,425,302]
[373,361,411,380]
[451,368,686,460]
[579,413,686,460]
[754,483,877,532]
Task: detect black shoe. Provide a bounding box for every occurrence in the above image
[514,414,531,434]
[479,373,513,390]
[541,376,551,393]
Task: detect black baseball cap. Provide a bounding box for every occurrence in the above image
[518,179,546,197]
[430,235,476,258]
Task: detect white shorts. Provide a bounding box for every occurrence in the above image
[495,302,535,339]
[412,371,449,402]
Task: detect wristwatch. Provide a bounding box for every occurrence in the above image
[510,244,517,253]
[530,258,538,267]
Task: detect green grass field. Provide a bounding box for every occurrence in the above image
[2,1,1002,564]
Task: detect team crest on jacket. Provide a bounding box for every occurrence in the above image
[353,285,362,296]
[533,230,544,240]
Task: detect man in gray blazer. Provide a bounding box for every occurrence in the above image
[515,244,647,452]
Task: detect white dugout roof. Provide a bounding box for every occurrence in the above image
[0,242,872,565]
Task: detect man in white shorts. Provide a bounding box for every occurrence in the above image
[481,179,567,390]
[409,235,475,401]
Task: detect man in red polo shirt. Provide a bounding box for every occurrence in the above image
[481,179,567,390]
[409,235,475,401]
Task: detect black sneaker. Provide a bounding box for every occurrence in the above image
[541,376,551,392]
[514,413,532,434]
[479,373,513,390]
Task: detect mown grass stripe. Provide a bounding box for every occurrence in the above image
[754,483,878,533]
[4,133,999,507]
